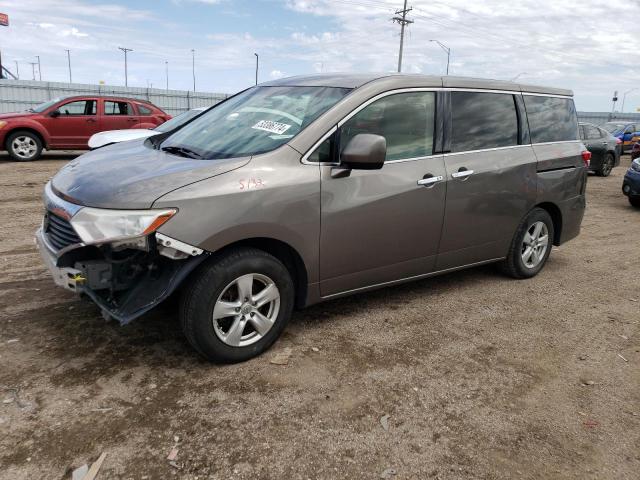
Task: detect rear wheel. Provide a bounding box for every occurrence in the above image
[180,247,294,363]
[629,196,640,208]
[6,130,43,161]
[500,208,554,279]
[597,153,614,177]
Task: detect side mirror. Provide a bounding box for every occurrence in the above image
[49,110,60,118]
[341,133,386,170]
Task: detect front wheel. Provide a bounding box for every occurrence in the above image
[597,153,615,177]
[629,196,640,208]
[180,247,294,363]
[6,130,43,161]
[500,208,554,279]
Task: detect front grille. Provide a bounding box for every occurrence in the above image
[44,212,82,250]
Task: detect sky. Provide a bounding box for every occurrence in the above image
[0,0,637,111]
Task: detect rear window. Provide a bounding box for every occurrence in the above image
[451,92,518,153]
[524,95,578,144]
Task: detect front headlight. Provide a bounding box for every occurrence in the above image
[632,159,640,172]
[70,207,176,245]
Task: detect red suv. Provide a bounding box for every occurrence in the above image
[0,96,171,161]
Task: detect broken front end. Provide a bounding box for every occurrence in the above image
[36,182,208,324]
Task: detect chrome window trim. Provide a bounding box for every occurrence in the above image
[442,144,531,157]
[531,140,581,146]
[300,87,575,166]
[522,92,574,99]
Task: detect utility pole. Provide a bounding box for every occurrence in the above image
[191,49,196,91]
[621,88,637,113]
[611,91,618,114]
[14,60,18,79]
[165,60,169,90]
[65,49,72,83]
[118,47,133,86]
[35,55,41,80]
[392,0,413,73]
[28,62,37,80]
[254,53,259,85]
[429,39,450,75]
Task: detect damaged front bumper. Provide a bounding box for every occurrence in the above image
[36,227,208,324]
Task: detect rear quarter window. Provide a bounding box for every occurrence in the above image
[138,104,153,115]
[524,95,578,144]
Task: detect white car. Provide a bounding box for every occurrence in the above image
[88,107,207,149]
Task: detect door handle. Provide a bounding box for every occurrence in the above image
[86,118,96,123]
[127,117,137,122]
[451,169,474,178]
[417,175,443,186]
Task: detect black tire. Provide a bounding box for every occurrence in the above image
[500,208,555,279]
[6,130,43,161]
[180,247,294,363]
[596,153,615,177]
[629,196,640,208]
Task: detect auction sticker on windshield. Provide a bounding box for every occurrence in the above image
[252,120,292,135]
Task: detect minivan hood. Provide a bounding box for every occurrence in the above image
[52,140,250,209]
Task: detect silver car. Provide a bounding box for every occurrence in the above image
[36,74,588,362]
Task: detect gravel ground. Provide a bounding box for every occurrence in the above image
[0,152,638,480]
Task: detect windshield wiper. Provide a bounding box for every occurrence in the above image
[161,145,202,159]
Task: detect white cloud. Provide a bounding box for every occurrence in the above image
[270,69,285,79]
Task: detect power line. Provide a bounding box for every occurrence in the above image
[118,46,133,87]
[392,0,413,72]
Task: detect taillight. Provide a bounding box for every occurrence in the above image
[581,150,591,167]
[616,138,622,144]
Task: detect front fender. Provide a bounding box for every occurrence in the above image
[5,119,51,146]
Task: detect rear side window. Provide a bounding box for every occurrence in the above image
[104,101,131,115]
[340,91,435,161]
[583,124,601,140]
[524,95,578,143]
[138,104,153,115]
[451,92,518,153]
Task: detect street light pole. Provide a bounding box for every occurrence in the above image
[165,61,168,90]
[28,62,37,80]
[65,49,72,83]
[14,60,18,79]
[191,49,196,91]
[621,88,637,113]
[118,47,133,87]
[35,55,41,80]
[429,40,450,75]
[254,53,259,85]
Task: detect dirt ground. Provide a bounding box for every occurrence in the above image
[0,151,638,480]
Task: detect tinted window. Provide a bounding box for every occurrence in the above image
[307,133,335,163]
[58,100,96,116]
[161,86,350,160]
[104,101,131,115]
[451,92,518,152]
[524,95,578,143]
[584,124,601,140]
[138,104,152,115]
[340,92,435,161]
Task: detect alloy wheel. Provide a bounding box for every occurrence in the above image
[212,273,280,347]
[602,155,613,176]
[521,221,549,269]
[12,136,38,160]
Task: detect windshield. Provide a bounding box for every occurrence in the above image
[159,86,351,159]
[602,123,626,134]
[154,109,204,133]
[30,98,62,113]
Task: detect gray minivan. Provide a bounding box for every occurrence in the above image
[36,74,588,362]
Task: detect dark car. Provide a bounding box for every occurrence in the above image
[622,158,640,207]
[579,122,621,176]
[0,96,170,161]
[631,141,640,160]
